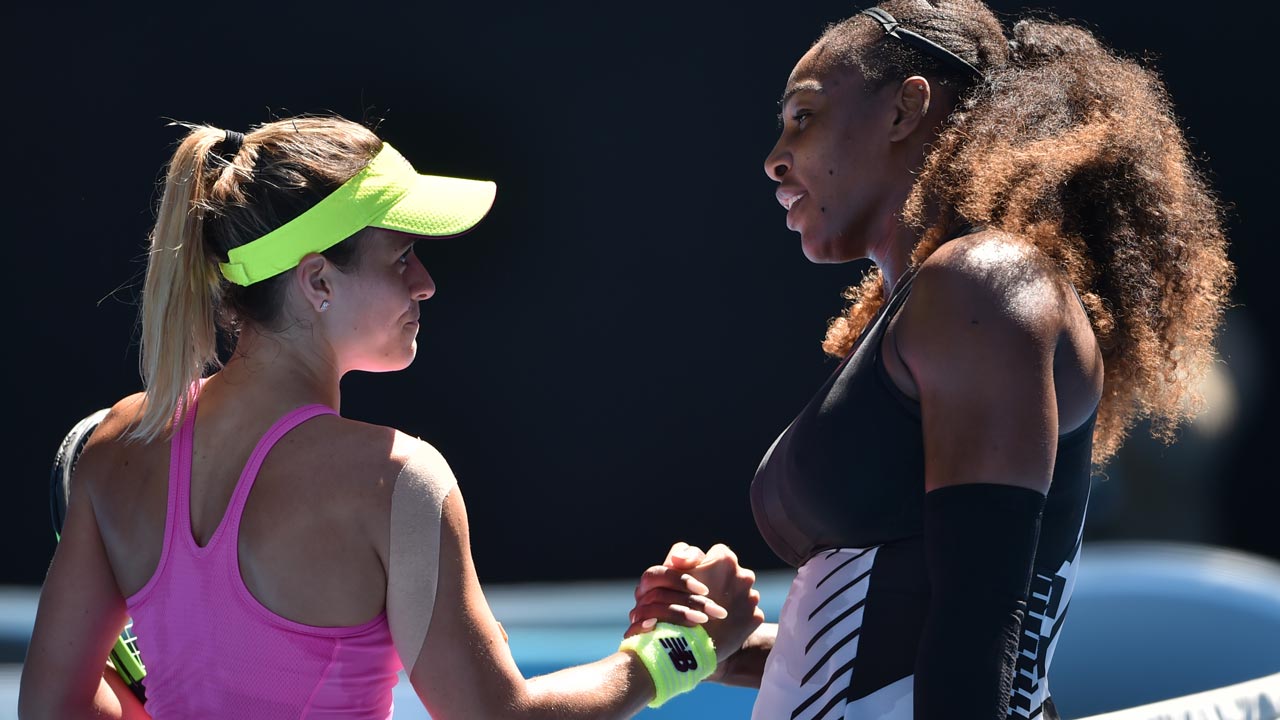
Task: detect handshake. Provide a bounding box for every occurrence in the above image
[621,541,768,690]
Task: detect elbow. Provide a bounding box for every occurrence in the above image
[496,679,537,720]
[418,678,531,720]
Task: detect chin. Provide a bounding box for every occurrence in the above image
[800,235,846,264]
[801,228,863,265]
[362,347,418,373]
[390,346,418,372]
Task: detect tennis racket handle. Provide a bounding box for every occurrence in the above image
[107,635,146,702]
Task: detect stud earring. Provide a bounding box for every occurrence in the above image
[319,300,330,312]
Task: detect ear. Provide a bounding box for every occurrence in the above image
[888,76,932,142]
[294,253,332,313]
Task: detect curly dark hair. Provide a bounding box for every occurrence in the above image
[814,0,1234,465]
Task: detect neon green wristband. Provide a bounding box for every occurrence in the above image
[618,623,717,708]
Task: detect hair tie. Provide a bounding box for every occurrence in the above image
[221,130,246,155]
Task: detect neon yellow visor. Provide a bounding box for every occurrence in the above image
[219,143,496,286]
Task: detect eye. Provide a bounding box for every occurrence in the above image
[777,109,812,130]
[398,246,414,265]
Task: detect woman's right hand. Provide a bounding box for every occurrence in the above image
[627,541,765,665]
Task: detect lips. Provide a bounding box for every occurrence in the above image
[776,187,808,231]
[775,187,807,211]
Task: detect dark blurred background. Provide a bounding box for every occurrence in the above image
[5,1,1275,591]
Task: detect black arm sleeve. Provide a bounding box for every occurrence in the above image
[914,483,1047,720]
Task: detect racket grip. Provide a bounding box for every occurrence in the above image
[108,633,147,702]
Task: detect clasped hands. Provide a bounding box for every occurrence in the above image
[625,541,766,673]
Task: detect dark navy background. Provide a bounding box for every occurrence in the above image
[6,2,1275,588]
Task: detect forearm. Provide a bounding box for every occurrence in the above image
[913,602,1025,719]
[709,622,776,688]
[914,483,1044,719]
[517,651,655,719]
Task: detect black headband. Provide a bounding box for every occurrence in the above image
[220,129,246,155]
[860,7,984,81]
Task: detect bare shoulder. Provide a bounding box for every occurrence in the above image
[386,431,459,499]
[896,233,1086,491]
[893,230,1102,453]
[908,230,1071,339]
[72,391,151,495]
[220,409,458,515]
[289,419,445,504]
[310,420,460,543]
[324,421,455,486]
[84,391,148,446]
[895,230,1079,398]
[382,431,463,539]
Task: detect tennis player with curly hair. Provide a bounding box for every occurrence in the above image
[633,2,1234,718]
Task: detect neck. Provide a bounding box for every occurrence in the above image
[866,184,922,297]
[868,193,960,297]
[871,96,964,295]
[868,226,915,297]
[210,327,342,413]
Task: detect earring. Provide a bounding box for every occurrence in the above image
[319,300,330,312]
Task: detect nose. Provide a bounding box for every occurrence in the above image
[409,254,436,301]
[763,137,790,182]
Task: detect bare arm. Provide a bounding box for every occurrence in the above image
[407,486,761,719]
[407,486,649,717]
[18,447,150,720]
[896,242,1061,496]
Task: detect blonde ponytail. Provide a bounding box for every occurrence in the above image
[128,126,227,443]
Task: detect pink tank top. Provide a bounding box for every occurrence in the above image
[125,395,402,718]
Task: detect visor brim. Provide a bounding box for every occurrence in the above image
[372,173,497,238]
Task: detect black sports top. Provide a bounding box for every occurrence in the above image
[748,265,1096,720]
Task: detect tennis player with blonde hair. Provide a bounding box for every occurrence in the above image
[19,115,764,719]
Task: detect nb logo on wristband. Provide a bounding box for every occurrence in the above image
[659,636,698,672]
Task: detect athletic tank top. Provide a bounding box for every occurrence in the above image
[125,394,402,719]
[750,265,1096,720]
